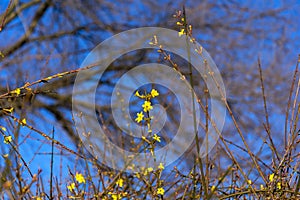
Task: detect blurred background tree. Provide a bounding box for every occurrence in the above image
[0,0,299,199]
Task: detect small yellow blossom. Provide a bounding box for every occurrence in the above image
[135,112,144,123]
[153,134,161,142]
[0,126,7,131]
[211,185,216,192]
[149,35,158,45]
[247,180,252,185]
[178,29,185,37]
[4,136,12,144]
[3,107,13,113]
[109,193,121,200]
[21,118,27,126]
[157,187,165,195]
[11,88,21,96]
[108,192,127,200]
[135,90,145,98]
[260,184,264,190]
[116,178,124,187]
[112,194,121,200]
[176,21,183,26]
[67,182,75,191]
[277,182,281,189]
[150,89,159,98]
[269,173,274,182]
[158,163,164,170]
[134,172,140,178]
[36,197,42,200]
[142,101,153,112]
[147,167,153,173]
[75,173,85,184]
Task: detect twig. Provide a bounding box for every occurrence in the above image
[0,0,13,31]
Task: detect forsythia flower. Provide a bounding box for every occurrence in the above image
[111,194,122,200]
[260,184,264,190]
[4,136,12,144]
[11,88,21,96]
[211,185,216,192]
[21,118,27,126]
[277,182,281,189]
[158,163,164,170]
[3,107,13,113]
[178,29,185,37]
[247,180,252,185]
[150,89,159,98]
[67,182,75,191]
[135,111,144,123]
[0,126,7,131]
[157,187,165,195]
[135,90,145,98]
[147,167,153,173]
[142,101,153,112]
[75,173,85,184]
[153,134,161,142]
[269,173,274,182]
[108,192,128,200]
[116,178,124,187]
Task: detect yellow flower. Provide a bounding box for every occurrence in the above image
[3,107,13,113]
[277,182,281,190]
[116,178,124,187]
[135,90,145,98]
[260,184,264,190]
[269,173,274,182]
[112,194,121,200]
[135,112,144,123]
[247,180,252,185]
[211,185,216,192]
[75,173,85,184]
[158,163,164,170]
[67,182,75,191]
[134,172,140,178]
[0,126,7,131]
[11,88,21,96]
[157,187,165,195]
[153,134,161,142]
[108,192,127,200]
[149,35,158,45]
[147,167,153,173]
[142,101,153,112]
[4,136,12,144]
[178,29,185,37]
[150,89,159,98]
[21,118,27,126]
